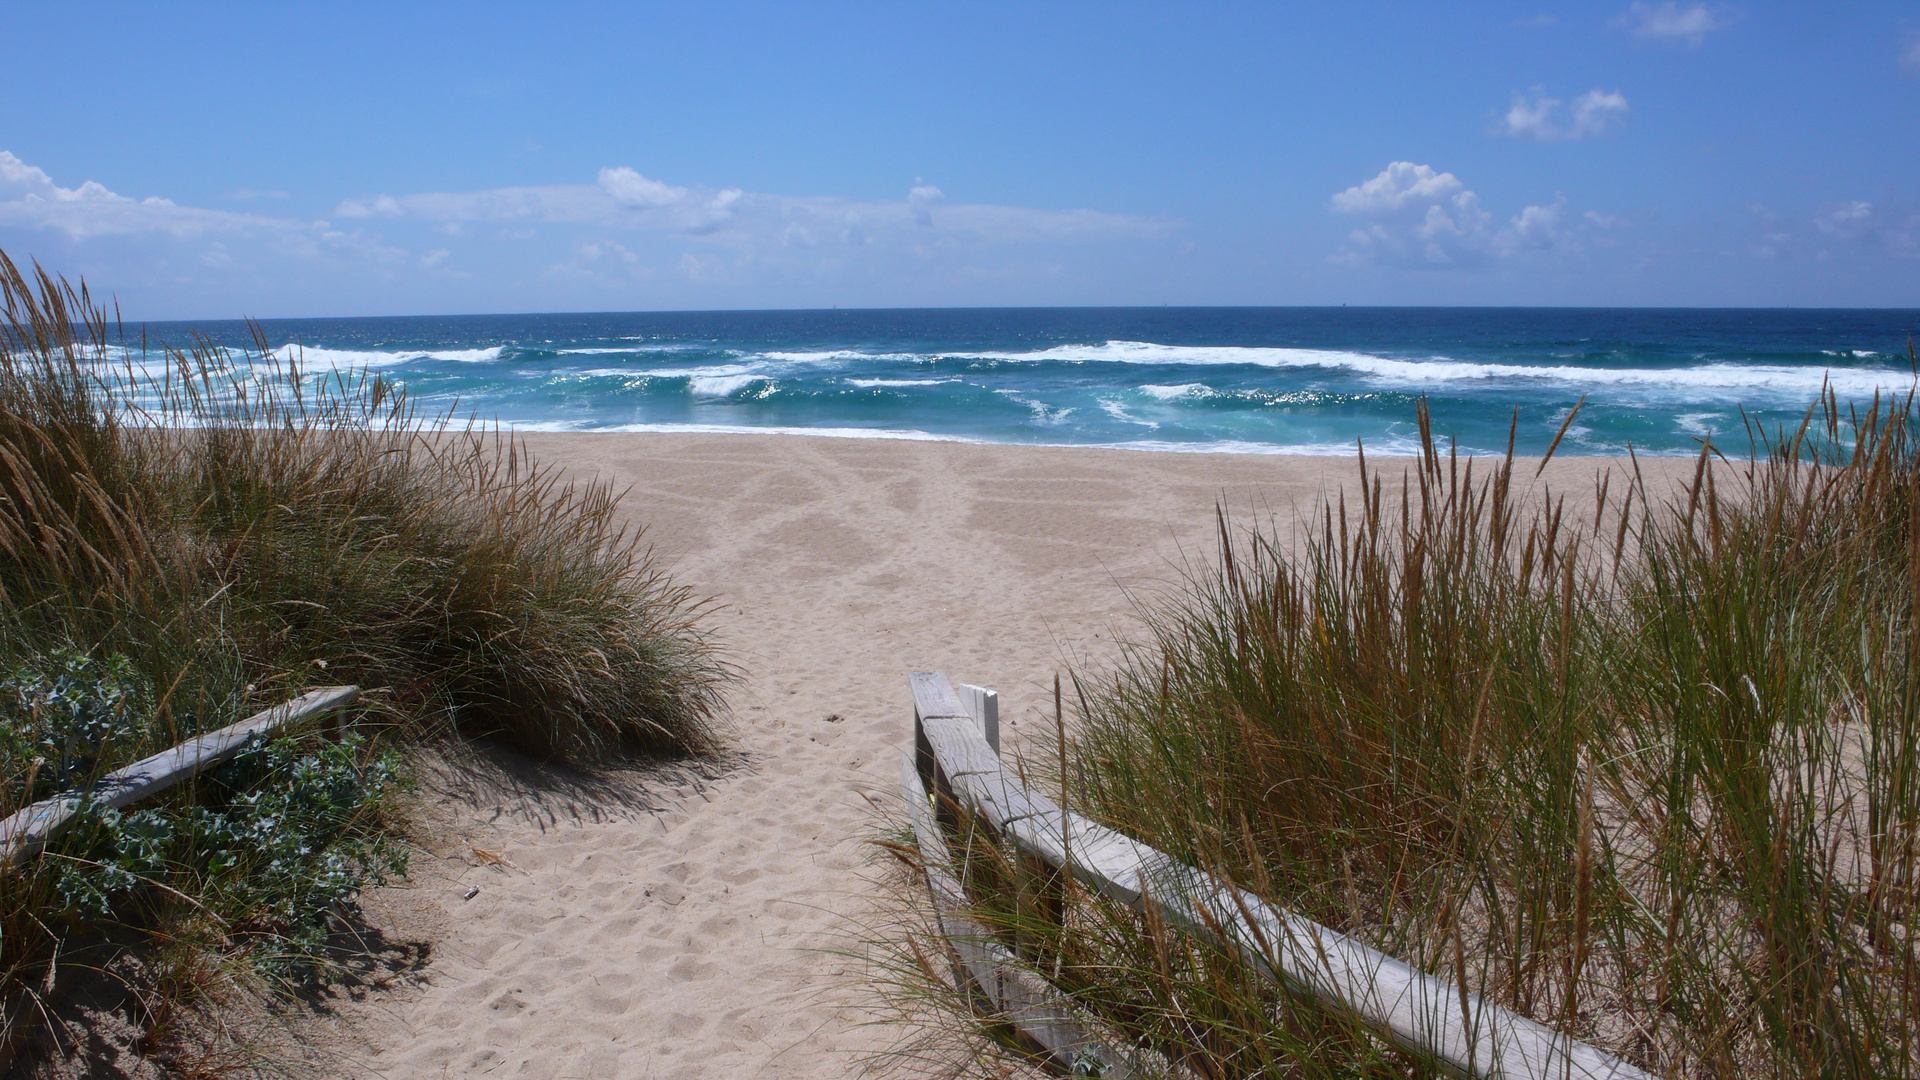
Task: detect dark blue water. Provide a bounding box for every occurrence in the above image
[135,307,1920,456]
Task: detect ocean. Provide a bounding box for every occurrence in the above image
[142,307,1920,457]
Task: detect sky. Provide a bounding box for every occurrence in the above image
[2,1,1918,318]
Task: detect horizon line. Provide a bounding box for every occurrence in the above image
[132,302,1920,325]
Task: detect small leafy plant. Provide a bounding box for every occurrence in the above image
[0,648,151,803]
[51,732,409,980]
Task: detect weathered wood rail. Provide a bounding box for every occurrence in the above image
[0,685,361,864]
[905,671,1651,1080]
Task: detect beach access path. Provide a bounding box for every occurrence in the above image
[321,434,1693,1080]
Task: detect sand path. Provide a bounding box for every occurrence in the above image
[326,436,1669,1079]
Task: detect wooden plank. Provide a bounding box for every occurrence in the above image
[920,702,1159,902]
[909,673,1652,1080]
[920,708,1150,887]
[913,671,968,799]
[950,764,1058,829]
[1061,815,1156,900]
[0,685,360,863]
[920,716,1003,780]
[956,683,1000,753]
[910,671,970,722]
[1142,862,1648,1080]
[902,751,1167,1080]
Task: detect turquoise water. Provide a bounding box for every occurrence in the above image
[145,307,1920,456]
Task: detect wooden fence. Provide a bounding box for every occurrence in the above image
[0,685,361,864]
[904,671,1651,1080]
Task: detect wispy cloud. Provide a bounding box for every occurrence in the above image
[1902,36,1920,73]
[1500,88,1630,141]
[1619,2,1734,45]
[0,151,1183,312]
[335,166,1171,250]
[1330,162,1585,268]
[0,151,295,240]
[1741,200,1919,262]
[1813,200,1918,257]
[0,150,423,298]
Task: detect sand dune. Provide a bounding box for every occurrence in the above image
[319,434,1693,1079]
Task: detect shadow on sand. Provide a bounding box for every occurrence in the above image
[416,735,749,834]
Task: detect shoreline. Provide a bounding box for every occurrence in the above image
[492,421,1718,460]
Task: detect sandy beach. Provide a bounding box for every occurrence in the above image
[316,433,1696,1079]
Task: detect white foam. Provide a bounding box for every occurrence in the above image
[1100,436,1429,457]
[577,363,759,380]
[757,349,913,364]
[1097,396,1158,428]
[557,343,723,356]
[1673,412,1729,438]
[1006,342,1901,396]
[500,420,972,442]
[689,373,770,398]
[846,378,952,388]
[967,341,1372,369]
[994,388,1073,424]
[492,420,1402,456]
[1138,382,1210,400]
[735,341,1915,403]
[268,344,505,368]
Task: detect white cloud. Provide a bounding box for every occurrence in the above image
[0,151,1182,313]
[1570,90,1630,136]
[908,182,944,227]
[1330,162,1463,214]
[1330,163,1590,268]
[337,170,1168,249]
[330,170,757,237]
[1810,200,1919,257]
[1903,37,1920,73]
[1815,200,1875,240]
[0,149,430,305]
[1511,200,1568,248]
[1332,162,1491,266]
[1500,88,1628,140]
[1502,93,1560,140]
[598,167,690,209]
[1621,2,1732,45]
[1740,200,1920,261]
[0,151,293,240]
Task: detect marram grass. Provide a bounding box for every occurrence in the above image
[0,249,729,761]
[903,395,1920,1078]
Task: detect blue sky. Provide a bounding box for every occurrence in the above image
[2,1,1918,317]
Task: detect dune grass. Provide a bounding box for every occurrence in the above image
[0,250,727,761]
[0,250,731,1062]
[905,396,1920,1077]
